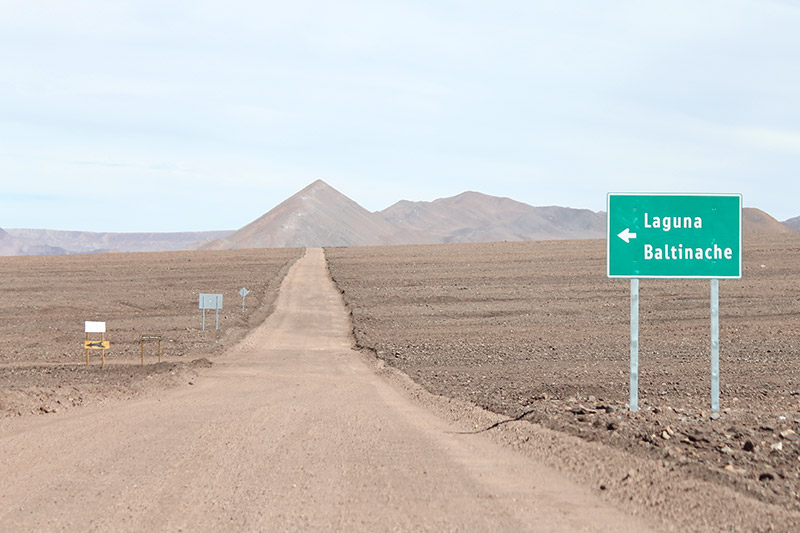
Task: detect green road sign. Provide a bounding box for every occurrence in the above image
[607,194,742,279]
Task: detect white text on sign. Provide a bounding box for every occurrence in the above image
[643,213,703,232]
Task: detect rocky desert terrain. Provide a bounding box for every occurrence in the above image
[3,235,800,530]
[0,247,302,415]
[326,234,800,524]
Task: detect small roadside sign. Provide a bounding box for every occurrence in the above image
[199,293,223,310]
[83,321,109,366]
[199,293,223,331]
[85,321,106,333]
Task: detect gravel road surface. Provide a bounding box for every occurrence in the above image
[0,249,652,532]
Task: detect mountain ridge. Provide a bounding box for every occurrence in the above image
[201,180,433,250]
[1,228,232,256]
[783,215,800,232]
[3,181,797,255]
[379,190,606,243]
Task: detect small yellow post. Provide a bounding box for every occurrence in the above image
[101,332,105,367]
[85,333,89,366]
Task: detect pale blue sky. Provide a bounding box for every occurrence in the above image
[2,0,799,232]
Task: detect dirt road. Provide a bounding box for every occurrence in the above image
[0,249,652,531]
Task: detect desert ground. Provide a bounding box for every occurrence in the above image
[326,233,800,529]
[0,247,302,414]
[1,236,799,530]
[1,249,656,532]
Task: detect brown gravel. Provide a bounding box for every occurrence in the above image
[0,249,655,532]
[325,234,800,525]
[0,248,302,416]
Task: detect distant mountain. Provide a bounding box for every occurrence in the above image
[204,182,800,250]
[783,215,800,232]
[5,181,796,256]
[201,180,431,250]
[0,227,67,256]
[3,229,232,255]
[742,208,792,234]
[201,181,605,250]
[380,191,605,243]
[0,228,16,256]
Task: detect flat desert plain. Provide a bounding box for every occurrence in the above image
[2,237,800,530]
[326,235,800,519]
[0,248,302,414]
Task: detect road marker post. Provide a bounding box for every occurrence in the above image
[607,193,741,412]
[239,287,250,312]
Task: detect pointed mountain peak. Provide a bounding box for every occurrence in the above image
[300,178,334,193]
[285,179,348,204]
[201,179,426,249]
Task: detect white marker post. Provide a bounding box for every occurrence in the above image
[239,287,250,312]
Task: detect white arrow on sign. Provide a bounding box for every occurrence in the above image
[617,228,637,243]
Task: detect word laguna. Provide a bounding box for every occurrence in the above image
[644,213,702,232]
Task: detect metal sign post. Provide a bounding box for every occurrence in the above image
[199,294,223,331]
[630,279,639,412]
[607,193,741,412]
[711,279,720,412]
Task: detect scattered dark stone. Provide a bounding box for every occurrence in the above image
[570,406,586,415]
[759,472,775,482]
[639,433,656,444]
[607,422,619,431]
[686,431,708,443]
[600,484,607,490]
[743,440,755,452]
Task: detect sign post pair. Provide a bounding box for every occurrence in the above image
[199,293,223,331]
[607,194,742,412]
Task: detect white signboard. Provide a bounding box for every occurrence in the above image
[199,293,223,310]
[85,321,106,333]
